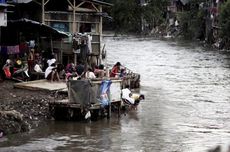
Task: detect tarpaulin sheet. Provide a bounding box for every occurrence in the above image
[99,80,112,107]
[68,80,99,106]
[68,80,112,106]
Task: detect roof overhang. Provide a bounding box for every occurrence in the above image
[8,0,33,3]
[7,18,69,39]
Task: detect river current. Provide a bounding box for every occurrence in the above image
[1,37,230,152]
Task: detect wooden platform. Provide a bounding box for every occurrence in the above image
[14,79,67,91]
[49,99,122,121]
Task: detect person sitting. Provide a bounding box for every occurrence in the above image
[34,61,43,73]
[110,62,121,77]
[75,62,85,78]
[85,67,96,79]
[94,64,105,78]
[120,67,127,77]
[13,60,30,80]
[57,64,65,80]
[66,63,75,72]
[45,63,60,82]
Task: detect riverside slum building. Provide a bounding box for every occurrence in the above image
[0,0,68,69]
[42,0,112,66]
[0,0,112,69]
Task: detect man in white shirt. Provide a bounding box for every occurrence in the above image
[85,67,96,79]
[121,86,135,105]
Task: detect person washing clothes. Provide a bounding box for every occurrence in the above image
[121,85,145,110]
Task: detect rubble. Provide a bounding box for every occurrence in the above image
[0,81,53,136]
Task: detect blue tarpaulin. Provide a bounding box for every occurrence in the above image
[99,80,112,107]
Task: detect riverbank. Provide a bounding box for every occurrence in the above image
[0,80,53,136]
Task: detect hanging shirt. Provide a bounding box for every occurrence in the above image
[87,35,92,54]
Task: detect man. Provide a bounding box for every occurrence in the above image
[121,85,135,105]
[121,85,145,110]
[75,62,85,78]
[132,94,145,107]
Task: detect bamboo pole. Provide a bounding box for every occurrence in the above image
[73,0,77,65]
[99,5,103,64]
[42,0,45,23]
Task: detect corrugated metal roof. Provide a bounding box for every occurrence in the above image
[12,0,33,3]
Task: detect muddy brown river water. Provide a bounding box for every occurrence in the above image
[1,37,230,152]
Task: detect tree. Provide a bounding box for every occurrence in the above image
[177,0,206,40]
[219,0,230,44]
[142,0,169,30]
[111,0,142,33]
[104,0,168,34]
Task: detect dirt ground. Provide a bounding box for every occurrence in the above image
[0,80,55,135]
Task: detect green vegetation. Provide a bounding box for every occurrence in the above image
[177,0,206,40]
[111,0,142,33]
[103,0,168,34]
[219,0,230,46]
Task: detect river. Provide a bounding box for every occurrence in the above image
[1,37,230,152]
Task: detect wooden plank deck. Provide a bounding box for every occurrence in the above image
[14,79,67,91]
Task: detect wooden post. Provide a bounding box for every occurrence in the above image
[107,103,111,119]
[99,5,103,65]
[73,0,76,33]
[50,35,53,54]
[73,0,77,65]
[42,0,45,24]
[60,40,63,64]
[74,52,77,65]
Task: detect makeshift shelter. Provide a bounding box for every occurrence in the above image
[0,18,68,62]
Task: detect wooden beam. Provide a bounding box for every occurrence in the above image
[91,3,99,12]
[99,5,102,64]
[73,0,76,33]
[42,0,45,23]
[76,1,85,9]
[33,0,41,5]
[67,0,74,8]
[44,0,51,6]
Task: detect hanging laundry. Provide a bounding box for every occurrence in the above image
[87,35,92,54]
[7,45,20,55]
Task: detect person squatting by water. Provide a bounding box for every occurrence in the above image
[121,85,145,110]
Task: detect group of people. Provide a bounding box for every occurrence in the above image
[64,62,107,81]
[2,58,30,81]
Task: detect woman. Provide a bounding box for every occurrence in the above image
[110,62,121,77]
